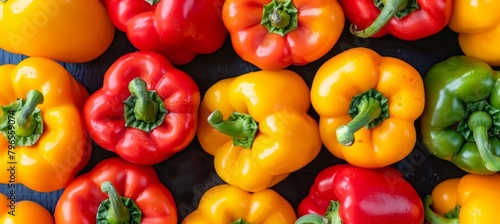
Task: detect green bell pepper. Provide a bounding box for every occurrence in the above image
[420,55,500,175]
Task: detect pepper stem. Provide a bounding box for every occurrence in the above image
[337,98,381,146]
[144,0,159,5]
[467,111,500,171]
[207,110,258,149]
[231,218,250,224]
[261,0,298,36]
[351,0,409,38]
[100,181,131,224]
[423,196,460,224]
[128,78,158,123]
[295,201,342,224]
[14,90,44,137]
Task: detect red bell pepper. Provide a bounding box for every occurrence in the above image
[338,0,453,41]
[103,0,227,65]
[83,51,200,165]
[296,164,424,224]
[54,157,177,224]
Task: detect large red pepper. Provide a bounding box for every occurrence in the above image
[338,0,453,41]
[103,0,227,65]
[296,164,424,224]
[54,157,177,224]
[83,51,200,165]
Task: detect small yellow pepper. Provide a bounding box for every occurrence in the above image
[182,184,297,224]
[0,57,91,192]
[197,69,322,192]
[310,47,425,168]
[448,0,500,66]
[0,193,54,224]
[425,173,500,223]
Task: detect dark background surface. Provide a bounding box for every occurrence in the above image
[0,21,474,221]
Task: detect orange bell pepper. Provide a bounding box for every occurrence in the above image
[310,47,425,168]
[197,69,322,192]
[0,193,54,224]
[0,57,90,192]
[425,173,500,223]
[182,184,297,224]
[222,0,345,70]
[448,0,500,66]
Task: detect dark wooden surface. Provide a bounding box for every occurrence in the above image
[0,21,470,221]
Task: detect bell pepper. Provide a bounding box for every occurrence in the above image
[0,0,115,63]
[222,0,345,70]
[54,157,177,224]
[0,193,54,224]
[420,56,500,174]
[0,57,90,192]
[83,51,200,165]
[296,164,424,224]
[338,0,453,41]
[310,47,425,168]
[424,173,500,224]
[197,69,322,192]
[182,184,297,223]
[448,0,500,66]
[103,0,227,65]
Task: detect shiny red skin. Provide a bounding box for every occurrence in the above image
[298,164,424,224]
[338,0,452,41]
[83,51,200,165]
[103,0,227,65]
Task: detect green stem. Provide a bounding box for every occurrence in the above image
[336,98,381,146]
[269,8,291,28]
[207,110,258,149]
[468,111,500,171]
[231,218,250,224]
[144,0,159,5]
[295,201,342,224]
[14,90,44,137]
[261,0,298,36]
[128,78,159,123]
[351,0,409,38]
[100,181,131,224]
[423,196,460,224]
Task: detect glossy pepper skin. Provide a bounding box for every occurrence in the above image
[420,56,500,174]
[103,0,227,65]
[222,0,345,70]
[54,157,177,224]
[0,57,91,192]
[182,184,297,223]
[338,0,452,41]
[197,69,322,192]
[424,173,500,224]
[0,0,115,63]
[296,164,424,224]
[84,51,200,165]
[0,193,54,224]
[448,0,500,66]
[310,47,425,168]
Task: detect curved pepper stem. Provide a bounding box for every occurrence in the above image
[15,90,44,136]
[97,181,142,224]
[467,111,500,171]
[261,0,298,36]
[295,201,342,224]
[351,0,416,38]
[207,110,258,149]
[423,196,460,224]
[124,77,168,132]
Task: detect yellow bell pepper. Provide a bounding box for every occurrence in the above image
[0,57,91,192]
[424,173,500,223]
[182,184,297,224]
[448,0,500,66]
[197,69,322,192]
[0,193,54,224]
[310,47,425,168]
[0,0,115,63]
